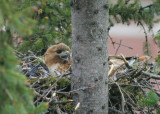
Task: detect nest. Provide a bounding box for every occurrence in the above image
[108,55,160,114]
[16,51,160,114]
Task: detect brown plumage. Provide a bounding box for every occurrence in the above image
[44,43,71,76]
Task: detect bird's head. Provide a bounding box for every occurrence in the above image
[45,43,71,64]
[56,49,71,63]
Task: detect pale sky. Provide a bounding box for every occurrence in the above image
[110,23,160,39]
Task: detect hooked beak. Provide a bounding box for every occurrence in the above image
[58,50,70,63]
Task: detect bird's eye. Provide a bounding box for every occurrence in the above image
[57,50,62,54]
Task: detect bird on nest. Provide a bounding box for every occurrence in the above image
[44,43,72,76]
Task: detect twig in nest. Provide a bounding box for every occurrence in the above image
[49,100,74,105]
[141,71,160,80]
[115,82,126,113]
[75,102,80,111]
[114,69,136,81]
[120,54,132,69]
[121,89,137,107]
[29,78,40,88]
[109,107,124,114]
[34,73,71,104]
[34,91,50,101]
[108,64,114,76]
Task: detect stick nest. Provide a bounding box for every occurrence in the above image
[16,51,160,114]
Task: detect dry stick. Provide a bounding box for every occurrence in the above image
[114,42,133,49]
[34,91,50,101]
[14,50,25,58]
[120,54,128,63]
[109,34,115,48]
[110,54,133,80]
[110,83,153,90]
[154,79,160,90]
[137,81,147,96]
[112,84,146,110]
[48,91,73,114]
[49,100,74,105]
[121,88,136,113]
[34,73,71,104]
[120,54,132,69]
[121,88,137,107]
[109,35,133,49]
[114,69,136,82]
[115,82,126,113]
[109,107,124,114]
[115,40,122,55]
[120,83,154,112]
[50,92,65,114]
[35,88,69,103]
[120,54,160,79]
[29,78,40,88]
[140,4,153,10]
[108,97,113,108]
[139,79,160,97]
[25,57,42,64]
[151,81,160,85]
[108,64,114,76]
[43,73,71,96]
[109,57,159,113]
[126,102,136,114]
[112,73,155,112]
[141,71,160,80]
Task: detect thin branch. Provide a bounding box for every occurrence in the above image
[109,35,133,49]
[49,100,74,105]
[109,34,115,49]
[141,71,160,80]
[115,82,126,113]
[140,4,153,10]
[34,73,71,104]
[109,107,124,114]
[115,40,122,55]
[139,22,149,55]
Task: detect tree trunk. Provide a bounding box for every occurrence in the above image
[71,0,109,113]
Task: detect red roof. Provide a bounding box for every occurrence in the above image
[108,24,160,60]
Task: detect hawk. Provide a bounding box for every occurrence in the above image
[44,43,72,76]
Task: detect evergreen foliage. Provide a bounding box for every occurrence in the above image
[109,0,160,28]
[0,0,47,113]
[109,0,160,55]
[17,0,71,54]
[155,30,160,48]
[138,91,159,107]
[15,0,160,55]
[1,0,160,113]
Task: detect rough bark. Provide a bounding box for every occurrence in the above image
[71,0,109,113]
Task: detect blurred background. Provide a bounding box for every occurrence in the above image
[109,0,160,59]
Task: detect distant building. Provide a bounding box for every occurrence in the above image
[109,0,160,59]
